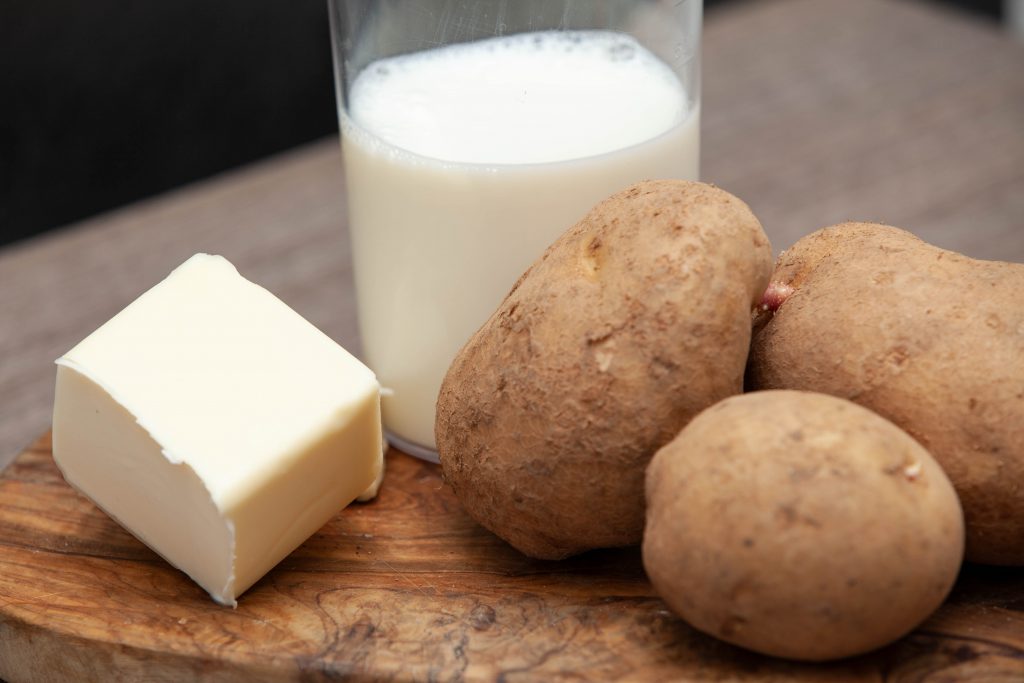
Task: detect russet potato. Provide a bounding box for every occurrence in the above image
[748,223,1024,565]
[436,180,772,559]
[643,390,964,661]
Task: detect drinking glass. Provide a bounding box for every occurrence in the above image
[328,0,702,461]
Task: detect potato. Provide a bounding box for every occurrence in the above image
[435,180,772,559]
[748,222,1024,565]
[643,390,964,661]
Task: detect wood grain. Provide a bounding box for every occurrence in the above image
[0,434,1022,682]
[2,0,1023,471]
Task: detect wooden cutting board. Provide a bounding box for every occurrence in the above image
[1,433,1022,682]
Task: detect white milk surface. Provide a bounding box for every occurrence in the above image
[342,30,699,451]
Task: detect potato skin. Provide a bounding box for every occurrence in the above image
[643,390,964,661]
[435,180,772,559]
[748,223,1024,565]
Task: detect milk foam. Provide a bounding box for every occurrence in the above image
[347,30,688,165]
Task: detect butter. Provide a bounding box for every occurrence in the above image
[52,254,383,606]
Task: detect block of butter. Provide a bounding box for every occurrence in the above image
[52,254,383,606]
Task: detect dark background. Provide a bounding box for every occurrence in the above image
[0,0,1006,247]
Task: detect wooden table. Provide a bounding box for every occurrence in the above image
[1,0,1022,679]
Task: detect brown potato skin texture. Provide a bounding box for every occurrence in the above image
[643,390,964,661]
[748,223,1024,565]
[435,180,772,559]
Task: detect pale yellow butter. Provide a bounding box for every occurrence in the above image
[52,254,382,606]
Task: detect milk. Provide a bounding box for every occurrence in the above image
[341,30,699,454]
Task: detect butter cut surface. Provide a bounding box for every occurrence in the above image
[52,254,383,606]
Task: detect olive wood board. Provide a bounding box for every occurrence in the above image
[1,433,1022,682]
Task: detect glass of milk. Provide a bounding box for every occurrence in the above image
[328,0,701,462]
